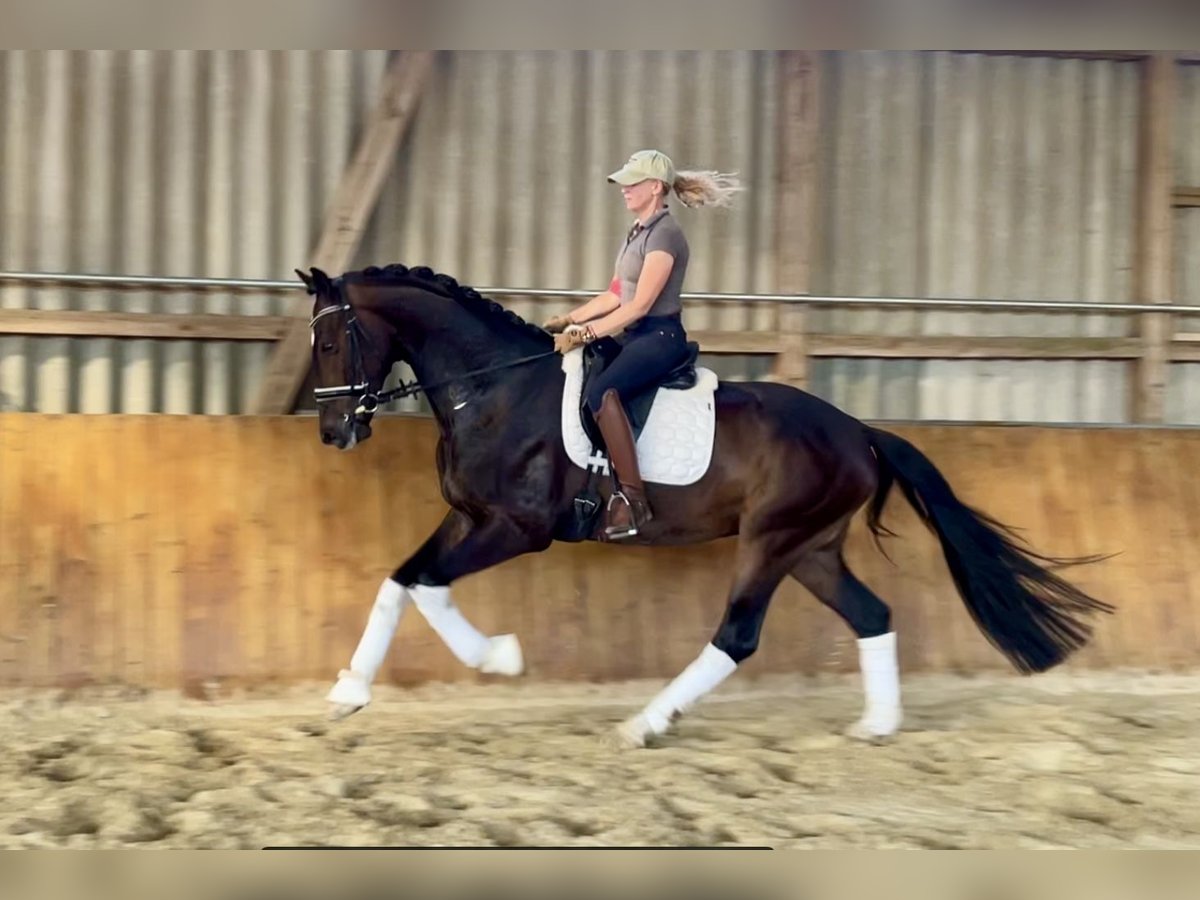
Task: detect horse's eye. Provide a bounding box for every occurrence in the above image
[320,343,336,353]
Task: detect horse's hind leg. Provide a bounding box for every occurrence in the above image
[612,531,799,749]
[791,540,901,740]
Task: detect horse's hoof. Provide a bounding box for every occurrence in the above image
[844,718,899,743]
[479,634,524,677]
[328,702,365,722]
[604,715,650,750]
[326,670,371,716]
[600,727,643,751]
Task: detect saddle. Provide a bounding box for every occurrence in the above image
[578,338,700,449]
[555,340,717,542]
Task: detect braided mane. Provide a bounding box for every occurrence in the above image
[350,263,551,345]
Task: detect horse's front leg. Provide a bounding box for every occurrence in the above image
[326,510,546,718]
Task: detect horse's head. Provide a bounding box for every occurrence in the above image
[298,266,392,451]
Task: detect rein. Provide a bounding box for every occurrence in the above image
[309,302,557,414]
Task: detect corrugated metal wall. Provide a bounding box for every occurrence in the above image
[0,50,389,414]
[356,50,783,413]
[1170,62,1200,425]
[0,51,1195,424]
[0,50,781,416]
[811,51,1141,424]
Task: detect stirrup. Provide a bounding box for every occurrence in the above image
[603,490,647,540]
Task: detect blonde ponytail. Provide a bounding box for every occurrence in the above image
[670,169,744,209]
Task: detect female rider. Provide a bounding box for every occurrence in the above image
[546,149,741,541]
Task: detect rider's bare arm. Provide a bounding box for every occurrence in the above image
[581,250,674,339]
[567,284,622,324]
[543,272,621,331]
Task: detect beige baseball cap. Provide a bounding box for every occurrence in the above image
[607,149,675,186]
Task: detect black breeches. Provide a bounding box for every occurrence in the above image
[584,316,690,414]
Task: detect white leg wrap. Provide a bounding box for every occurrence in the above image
[327,578,409,710]
[410,584,491,669]
[478,633,524,676]
[348,579,409,680]
[619,644,738,746]
[850,631,902,738]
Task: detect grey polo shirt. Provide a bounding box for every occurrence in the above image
[614,207,690,319]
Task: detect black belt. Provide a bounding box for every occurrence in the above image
[626,313,683,333]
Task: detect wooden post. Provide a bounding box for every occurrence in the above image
[251,50,436,415]
[772,50,821,389]
[1133,53,1175,423]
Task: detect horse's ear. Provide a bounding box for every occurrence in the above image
[295,268,315,294]
[309,267,333,294]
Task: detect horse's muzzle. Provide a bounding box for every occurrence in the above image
[321,414,373,450]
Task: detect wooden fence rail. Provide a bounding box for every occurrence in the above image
[1,414,1196,693]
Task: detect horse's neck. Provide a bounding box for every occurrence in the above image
[380,291,555,427]
[376,292,483,374]
[415,345,562,448]
[394,316,530,384]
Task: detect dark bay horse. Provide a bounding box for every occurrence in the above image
[299,263,1113,748]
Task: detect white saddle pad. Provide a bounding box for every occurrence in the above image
[560,349,719,486]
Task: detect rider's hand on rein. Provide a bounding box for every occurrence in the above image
[543,314,574,334]
[553,324,595,355]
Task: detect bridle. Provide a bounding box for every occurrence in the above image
[309,300,557,418]
[309,302,388,417]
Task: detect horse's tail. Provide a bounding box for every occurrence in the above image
[866,427,1115,674]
